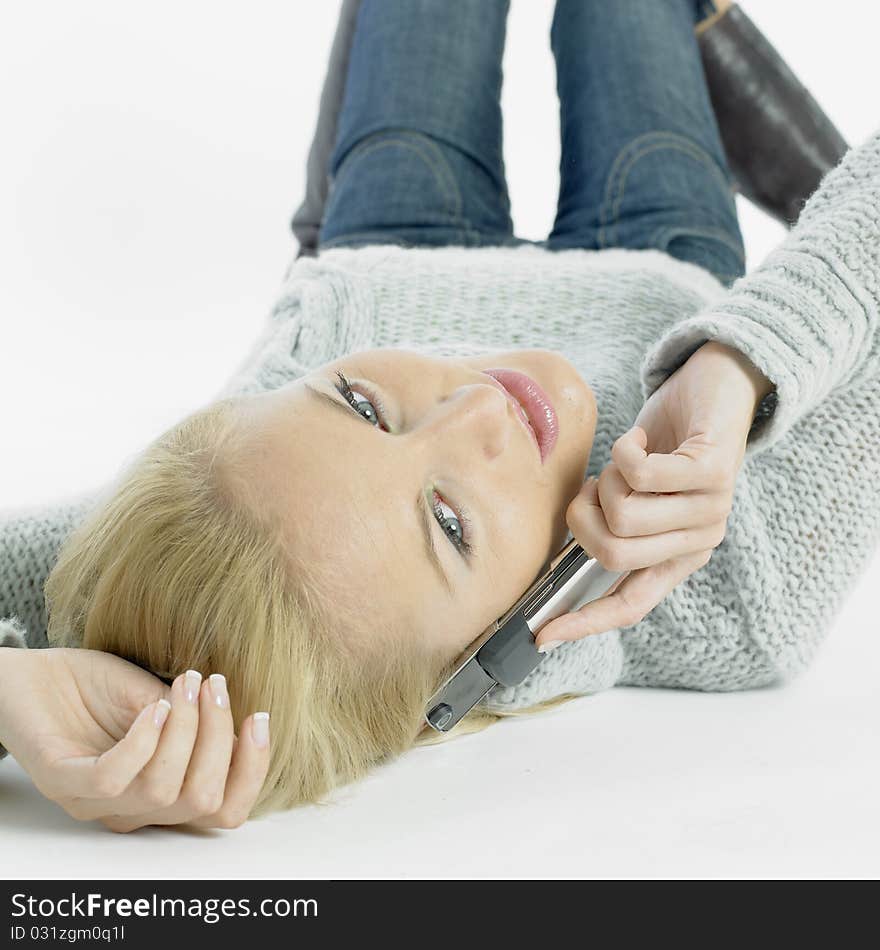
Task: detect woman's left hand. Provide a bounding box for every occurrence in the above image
[533,340,774,650]
[0,645,271,832]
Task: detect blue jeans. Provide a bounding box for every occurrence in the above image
[318,0,746,287]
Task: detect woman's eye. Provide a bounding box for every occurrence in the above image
[334,371,473,558]
[349,390,380,426]
[433,492,473,557]
[335,371,386,429]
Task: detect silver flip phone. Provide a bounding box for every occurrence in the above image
[424,538,629,732]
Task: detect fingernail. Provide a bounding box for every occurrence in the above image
[252,712,270,748]
[209,673,229,709]
[184,669,202,705]
[153,698,171,727]
[537,639,565,654]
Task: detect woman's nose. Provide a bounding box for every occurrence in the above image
[423,381,513,461]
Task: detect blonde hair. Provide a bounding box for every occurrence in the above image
[43,394,580,817]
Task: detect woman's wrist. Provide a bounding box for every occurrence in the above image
[692,339,776,416]
[0,646,33,756]
[0,647,18,756]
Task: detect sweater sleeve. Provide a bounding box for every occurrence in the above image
[0,493,101,651]
[0,494,103,761]
[639,126,880,458]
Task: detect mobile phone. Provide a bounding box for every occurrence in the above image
[424,538,628,732]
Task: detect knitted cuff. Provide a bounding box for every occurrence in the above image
[641,128,880,463]
[0,616,28,762]
[638,309,794,460]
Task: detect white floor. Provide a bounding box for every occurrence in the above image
[1,1,878,879]
[2,550,878,879]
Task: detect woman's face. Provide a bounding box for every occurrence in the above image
[230,347,597,657]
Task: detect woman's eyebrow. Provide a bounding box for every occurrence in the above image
[302,381,455,595]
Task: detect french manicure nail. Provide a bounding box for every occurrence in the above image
[184,669,202,705]
[153,698,171,727]
[209,673,229,709]
[537,639,565,654]
[252,712,270,748]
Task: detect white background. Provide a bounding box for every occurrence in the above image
[0,1,878,879]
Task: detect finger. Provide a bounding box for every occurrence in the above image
[131,669,203,811]
[612,425,728,494]
[79,648,172,734]
[534,548,712,648]
[81,674,236,829]
[73,670,205,820]
[598,463,730,537]
[188,711,271,830]
[52,699,171,801]
[570,477,726,572]
[99,815,141,835]
[173,674,236,822]
[87,674,235,832]
[610,425,649,485]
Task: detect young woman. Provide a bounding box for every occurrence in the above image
[1,0,878,833]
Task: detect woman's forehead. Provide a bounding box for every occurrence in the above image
[235,382,450,611]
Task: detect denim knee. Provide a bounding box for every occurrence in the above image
[599,131,745,285]
[320,130,465,246]
[319,128,519,249]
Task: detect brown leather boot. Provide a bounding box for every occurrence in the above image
[696,1,849,227]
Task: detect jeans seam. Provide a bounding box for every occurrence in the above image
[320,231,420,249]
[320,228,465,249]
[647,224,742,285]
[599,132,733,248]
[332,118,508,198]
[649,223,747,265]
[330,131,465,226]
[319,227,527,250]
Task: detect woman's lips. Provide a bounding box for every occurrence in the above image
[482,369,559,463]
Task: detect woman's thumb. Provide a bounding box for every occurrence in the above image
[115,671,171,719]
[629,424,647,448]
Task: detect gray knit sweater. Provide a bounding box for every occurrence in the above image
[2,128,879,758]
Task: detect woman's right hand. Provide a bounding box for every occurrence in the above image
[534,339,775,650]
[0,645,271,832]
